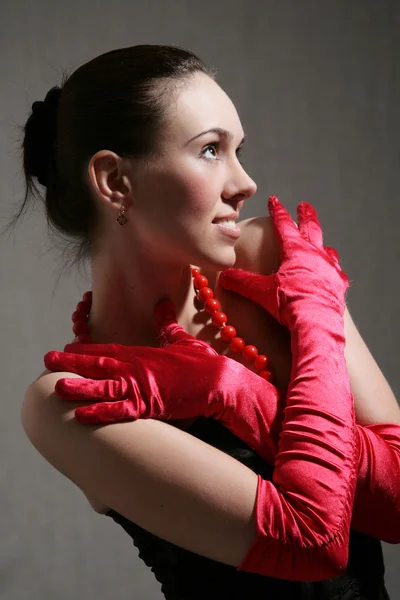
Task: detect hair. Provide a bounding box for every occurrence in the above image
[4,44,217,275]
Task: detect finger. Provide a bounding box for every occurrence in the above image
[296,202,324,249]
[75,400,138,425]
[168,337,219,358]
[153,298,195,347]
[158,321,196,348]
[153,298,217,355]
[268,195,299,246]
[44,350,120,380]
[55,377,124,401]
[323,246,349,286]
[219,268,277,307]
[63,342,132,358]
[324,245,340,265]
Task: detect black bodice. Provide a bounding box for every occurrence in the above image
[105,417,390,600]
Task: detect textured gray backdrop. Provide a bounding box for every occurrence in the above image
[0,1,399,598]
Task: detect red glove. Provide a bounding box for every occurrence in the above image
[227,196,358,580]
[219,211,400,544]
[45,196,358,581]
[44,300,285,465]
[350,423,400,543]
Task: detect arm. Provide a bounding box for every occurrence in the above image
[236,215,400,426]
[343,307,400,426]
[235,215,400,544]
[21,372,259,567]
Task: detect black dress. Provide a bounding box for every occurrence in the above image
[105,417,391,600]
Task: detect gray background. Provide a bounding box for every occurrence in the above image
[0,1,399,598]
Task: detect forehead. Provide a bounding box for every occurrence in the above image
[166,72,244,142]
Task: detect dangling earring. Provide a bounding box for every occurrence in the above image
[116,202,128,226]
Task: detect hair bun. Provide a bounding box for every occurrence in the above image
[28,85,62,187]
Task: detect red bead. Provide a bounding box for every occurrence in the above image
[259,369,274,382]
[198,286,214,302]
[204,298,221,314]
[193,274,208,290]
[242,345,258,361]
[191,267,200,277]
[73,321,89,335]
[230,337,245,352]
[82,290,92,304]
[72,310,83,323]
[254,354,269,371]
[220,325,237,341]
[211,311,227,327]
[77,300,90,314]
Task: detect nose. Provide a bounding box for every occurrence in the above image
[223,169,257,208]
[244,176,257,199]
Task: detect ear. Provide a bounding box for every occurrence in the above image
[87,150,132,211]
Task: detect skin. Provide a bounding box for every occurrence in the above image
[87,71,256,348]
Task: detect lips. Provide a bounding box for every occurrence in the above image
[212,212,239,223]
[213,221,241,239]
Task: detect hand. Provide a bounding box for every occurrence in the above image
[219,195,350,330]
[44,298,285,464]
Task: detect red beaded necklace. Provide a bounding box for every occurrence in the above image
[71,266,273,382]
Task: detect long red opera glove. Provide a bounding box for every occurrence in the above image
[225,196,357,579]
[219,237,400,543]
[45,196,357,581]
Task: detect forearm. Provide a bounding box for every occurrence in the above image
[344,305,400,426]
[22,375,260,568]
[238,309,358,580]
[273,309,357,527]
[350,422,400,543]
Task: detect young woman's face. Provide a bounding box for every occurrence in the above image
[129,72,257,271]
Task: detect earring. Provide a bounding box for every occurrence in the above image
[116,202,128,226]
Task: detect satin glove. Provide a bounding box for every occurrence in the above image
[44,298,285,465]
[219,197,349,329]
[222,196,357,580]
[219,199,400,545]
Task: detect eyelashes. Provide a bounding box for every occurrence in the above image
[201,141,244,165]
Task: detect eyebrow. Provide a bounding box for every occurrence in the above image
[185,127,247,146]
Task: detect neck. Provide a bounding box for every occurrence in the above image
[88,248,216,347]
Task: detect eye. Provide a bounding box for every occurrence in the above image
[201,142,220,161]
[236,146,244,165]
[201,141,244,165]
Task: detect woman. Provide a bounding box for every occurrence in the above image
[18,45,400,599]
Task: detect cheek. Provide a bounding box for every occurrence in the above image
[147,168,218,222]
[169,164,219,218]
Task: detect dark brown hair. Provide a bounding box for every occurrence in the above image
[5,44,217,273]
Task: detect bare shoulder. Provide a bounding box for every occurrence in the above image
[234,215,280,274]
[21,369,111,513]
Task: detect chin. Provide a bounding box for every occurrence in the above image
[194,248,237,273]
